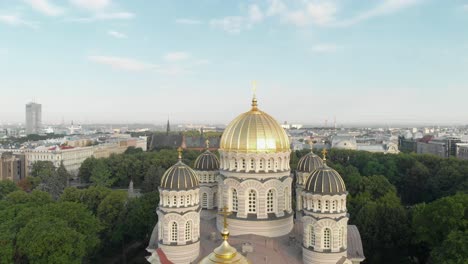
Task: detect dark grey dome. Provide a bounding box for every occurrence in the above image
[297,152,323,173]
[194,150,219,171]
[304,164,346,195]
[160,160,199,190]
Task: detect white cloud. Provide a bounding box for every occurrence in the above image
[164,52,190,62]
[70,0,110,10]
[176,18,202,25]
[107,30,126,38]
[210,16,246,34]
[0,14,38,28]
[310,44,338,53]
[337,0,422,26]
[249,4,263,22]
[24,0,64,16]
[285,11,309,27]
[69,12,134,22]
[307,2,337,25]
[266,0,286,16]
[88,55,156,71]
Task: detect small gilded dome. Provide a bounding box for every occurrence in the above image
[297,152,323,173]
[160,159,199,190]
[198,229,250,264]
[220,97,290,153]
[194,150,220,171]
[304,164,346,195]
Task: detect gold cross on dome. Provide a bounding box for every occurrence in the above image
[218,206,232,229]
[205,139,210,149]
[177,147,183,159]
[252,80,257,98]
[321,149,328,161]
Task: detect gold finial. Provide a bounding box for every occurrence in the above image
[251,80,258,109]
[321,149,327,161]
[219,206,232,229]
[177,147,183,160]
[205,139,210,149]
[308,139,314,153]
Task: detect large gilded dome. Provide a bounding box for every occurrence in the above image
[220,97,290,153]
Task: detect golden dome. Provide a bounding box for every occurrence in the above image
[220,97,290,153]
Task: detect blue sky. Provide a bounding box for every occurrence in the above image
[0,0,467,125]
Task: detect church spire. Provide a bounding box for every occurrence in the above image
[166,118,170,135]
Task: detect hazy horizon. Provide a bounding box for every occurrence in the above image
[1,1,467,125]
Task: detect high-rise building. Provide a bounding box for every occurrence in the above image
[25,102,42,135]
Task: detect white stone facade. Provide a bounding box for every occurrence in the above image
[195,170,219,210]
[157,188,200,263]
[217,150,294,237]
[302,192,349,264]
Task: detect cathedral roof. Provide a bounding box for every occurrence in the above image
[160,149,199,190]
[297,151,323,173]
[219,97,290,154]
[304,163,346,195]
[194,150,220,171]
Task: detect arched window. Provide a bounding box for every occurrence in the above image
[338,227,343,248]
[259,159,264,169]
[173,196,177,206]
[180,195,185,206]
[268,159,272,169]
[332,200,337,211]
[250,159,254,169]
[234,160,238,169]
[318,200,322,210]
[241,159,246,169]
[186,195,190,205]
[325,200,330,211]
[341,199,345,210]
[165,195,170,206]
[185,221,192,241]
[309,225,315,247]
[213,192,217,207]
[323,228,331,249]
[202,193,208,208]
[232,189,238,212]
[171,222,178,242]
[248,190,256,213]
[267,189,275,213]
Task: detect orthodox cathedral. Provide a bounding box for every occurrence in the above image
[146,95,365,264]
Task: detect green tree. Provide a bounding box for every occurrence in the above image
[97,190,128,243]
[78,157,99,183]
[123,191,159,241]
[431,230,468,264]
[0,180,19,199]
[17,216,86,264]
[141,165,164,193]
[90,160,115,187]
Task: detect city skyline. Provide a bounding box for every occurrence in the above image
[1,0,467,124]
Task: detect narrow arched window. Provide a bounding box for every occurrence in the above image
[173,196,177,206]
[325,200,330,211]
[180,195,185,206]
[250,159,254,169]
[165,195,170,206]
[248,189,256,213]
[332,200,337,211]
[232,189,238,212]
[213,192,217,207]
[234,159,238,169]
[259,159,264,169]
[202,193,208,208]
[267,189,274,213]
[309,225,315,247]
[171,222,178,242]
[318,200,322,210]
[186,195,190,205]
[323,228,331,249]
[338,227,343,248]
[242,159,246,169]
[185,221,192,241]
